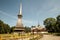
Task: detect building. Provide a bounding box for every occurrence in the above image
[31,24,47,34]
[14,0,25,34]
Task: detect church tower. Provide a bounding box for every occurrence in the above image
[14,0,25,34]
[16,0,23,28]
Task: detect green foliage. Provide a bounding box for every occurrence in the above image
[31,26,36,28]
[55,33,60,36]
[0,20,10,34]
[10,26,15,33]
[25,26,31,33]
[53,33,60,36]
[44,18,56,33]
[44,15,60,33]
[44,18,56,26]
[56,15,60,33]
[56,15,60,25]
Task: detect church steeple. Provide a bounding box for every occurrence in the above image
[19,0,22,15]
[37,20,40,27]
[14,0,25,34]
[18,0,22,18]
[17,0,23,27]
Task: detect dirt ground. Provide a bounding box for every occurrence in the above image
[39,34,60,40]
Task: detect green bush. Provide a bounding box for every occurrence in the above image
[55,33,60,36]
[53,33,60,36]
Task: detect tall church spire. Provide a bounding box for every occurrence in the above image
[16,0,23,27]
[14,0,25,34]
[37,20,40,27]
[19,0,22,15]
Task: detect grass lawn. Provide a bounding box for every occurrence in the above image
[0,33,43,40]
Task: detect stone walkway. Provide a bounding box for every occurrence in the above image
[39,34,60,40]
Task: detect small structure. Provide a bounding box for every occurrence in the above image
[31,25,46,34]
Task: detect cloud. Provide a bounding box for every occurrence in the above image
[23,19,33,24]
[0,10,17,20]
[23,19,37,26]
[0,10,36,26]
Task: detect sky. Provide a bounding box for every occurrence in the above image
[0,0,60,27]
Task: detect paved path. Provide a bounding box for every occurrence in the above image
[39,34,60,40]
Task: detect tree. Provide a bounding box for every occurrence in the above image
[44,18,56,33]
[0,20,5,34]
[25,26,31,33]
[10,26,15,33]
[56,15,60,25]
[56,15,60,33]
[3,24,10,33]
[0,20,10,34]
[31,26,36,28]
